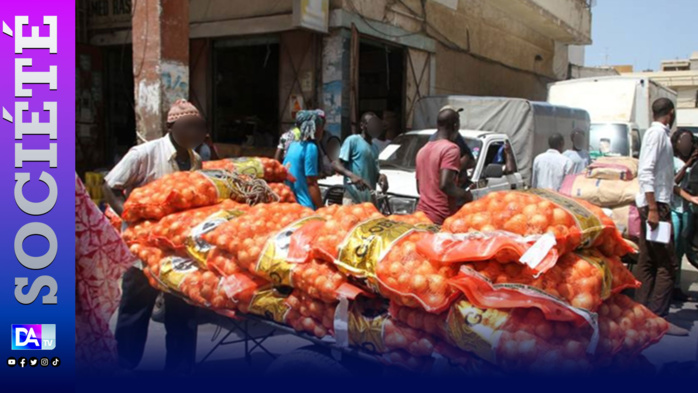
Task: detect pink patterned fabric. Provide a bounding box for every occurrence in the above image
[75,173,136,372]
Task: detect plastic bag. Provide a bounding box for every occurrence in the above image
[448,265,597,327]
[417,231,560,275]
[450,250,640,312]
[443,189,633,257]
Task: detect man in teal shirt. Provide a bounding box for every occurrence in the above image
[333,112,389,204]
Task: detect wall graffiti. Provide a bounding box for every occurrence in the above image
[161,61,189,109]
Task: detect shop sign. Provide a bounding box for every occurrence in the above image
[88,0,132,29]
[292,0,329,34]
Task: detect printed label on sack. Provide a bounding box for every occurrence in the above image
[446,299,509,364]
[198,169,234,200]
[228,157,264,179]
[185,209,246,264]
[159,256,198,292]
[414,223,441,233]
[576,251,613,300]
[459,266,600,354]
[519,232,557,273]
[256,216,324,286]
[246,287,292,324]
[347,310,388,354]
[523,189,604,248]
[336,218,415,292]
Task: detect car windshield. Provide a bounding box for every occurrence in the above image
[589,123,630,158]
[379,133,483,171]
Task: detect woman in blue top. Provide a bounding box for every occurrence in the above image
[284,110,325,209]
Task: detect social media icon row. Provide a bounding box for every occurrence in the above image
[7,357,59,368]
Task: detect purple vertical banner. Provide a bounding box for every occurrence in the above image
[0,1,75,390]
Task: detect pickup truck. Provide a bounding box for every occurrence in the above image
[319,129,524,214]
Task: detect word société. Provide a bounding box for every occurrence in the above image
[11,16,59,305]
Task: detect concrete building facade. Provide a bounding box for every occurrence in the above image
[76,0,593,173]
[622,52,698,110]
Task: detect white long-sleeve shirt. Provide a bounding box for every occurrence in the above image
[531,149,574,191]
[636,122,674,208]
[563,149,591,174]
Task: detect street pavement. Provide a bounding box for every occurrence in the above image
[108,262,698,376]
[640,261,698,371]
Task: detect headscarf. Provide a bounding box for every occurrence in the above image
[295,109,325,141]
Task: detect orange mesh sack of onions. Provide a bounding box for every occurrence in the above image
[182,203,250,268]
[268,182,296,203]
[105,205,123,233]
[442,189,634,259]
[202,203,363,302]
[340,301,441,359]
[449,249,640,313]
[203,203,314,272]
[390,299,596,374]
[326,216,459,313]
[311,204,385,262]
[121,220,157,246]
[596,294,668,358]
[129,243,166,289]
[286,290,338,338]
[148,200,248,254]
[202,157,293,183]
[122,170,237,222]
[149,255,232,310]
[224,282,332,338]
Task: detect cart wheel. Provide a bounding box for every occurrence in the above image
[265,348,352,377]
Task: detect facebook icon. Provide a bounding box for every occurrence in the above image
[11,325,56,350]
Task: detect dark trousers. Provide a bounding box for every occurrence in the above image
[635,203,678,317]
[115,267,198,372]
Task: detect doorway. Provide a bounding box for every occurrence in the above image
[212,39,280,148]
[103,44,135,166]
[358,40,405,136]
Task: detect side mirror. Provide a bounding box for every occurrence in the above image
[484,163,504,179]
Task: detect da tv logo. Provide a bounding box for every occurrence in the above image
[11,325,55,350]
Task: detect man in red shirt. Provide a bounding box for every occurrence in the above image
[416,106,473,224]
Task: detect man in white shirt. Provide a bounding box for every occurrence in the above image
[104,99,207,372]
[531,133,574,191]
[563,129,591,174]
[635,98,690,336]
